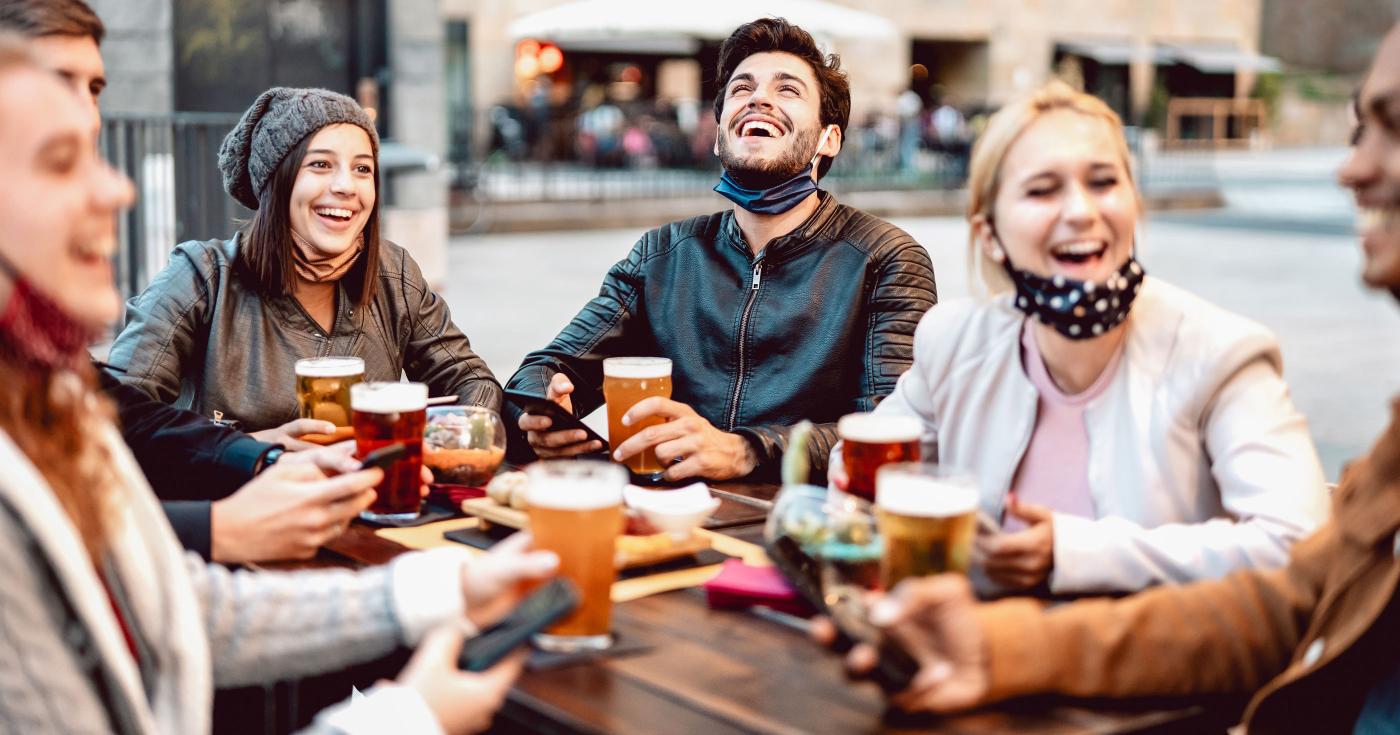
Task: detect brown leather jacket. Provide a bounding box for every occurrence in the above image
[977,399,1400,733]
[107,235,501,431]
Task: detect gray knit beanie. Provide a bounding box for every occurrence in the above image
[218,87,380,210]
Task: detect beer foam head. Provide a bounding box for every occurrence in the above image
[351,382,427,413]
[838,413,922,444]
[525,461,625,510]
[877,473,979,518]
[296,356,364,377]
[602,357,672,379]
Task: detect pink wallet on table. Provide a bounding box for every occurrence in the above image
[703,559,813,617]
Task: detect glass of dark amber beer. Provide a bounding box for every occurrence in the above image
[602,357,672,480]
[295,356,364,443]
[839,413,922,502]
[874,463,978,590]
[351,382,427,522]
[525,460,626,652]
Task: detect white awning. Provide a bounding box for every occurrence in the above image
[1058,40,1150,65]
[508,0,900,46]
[1160,43,1282,73]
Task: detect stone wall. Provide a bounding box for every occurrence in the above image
[91,0,173,115]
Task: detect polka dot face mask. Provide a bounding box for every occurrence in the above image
[1002,254,1146,340]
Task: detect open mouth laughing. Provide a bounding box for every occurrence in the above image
[735,114,787,140]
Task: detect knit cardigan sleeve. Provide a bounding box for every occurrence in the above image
[0,507,122,734]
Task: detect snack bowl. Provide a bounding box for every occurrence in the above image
[623,483,721,541]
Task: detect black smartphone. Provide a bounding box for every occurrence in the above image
[766,535,920,693]
[358,443,407,472]
[458,577,581,671]
[503,388,608,450]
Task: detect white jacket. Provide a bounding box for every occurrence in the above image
[869,277,1329,594]
[0,422,473,735]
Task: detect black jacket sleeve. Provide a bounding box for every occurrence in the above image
[161,500,213,560]
[98,366,274,501]
[504,239,649,463]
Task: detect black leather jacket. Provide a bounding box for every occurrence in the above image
[507,193,937,480]
[107,235,501,432]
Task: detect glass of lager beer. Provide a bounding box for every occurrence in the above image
[875,463,978,590]
[351,382,428,522]
[602,357,672,480]
[839,413,922,502]
[295,356,364,443]
[525,460,626,652]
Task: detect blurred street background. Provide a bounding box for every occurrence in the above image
[93,0,1399,478]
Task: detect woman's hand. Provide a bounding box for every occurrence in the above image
[210,462,379,563]
[459,531,559,628]
[251,418,338,450]
[976,499,1054,590]
[397,624,524,734]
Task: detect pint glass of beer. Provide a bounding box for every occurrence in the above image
[838,413,922,502]
[351,382,427,522]
[875,463,978,589]
[602,357,672,480]
[525,460,626,651]
[295,356,364,442]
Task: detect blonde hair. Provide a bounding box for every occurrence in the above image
[965,80,1138,295]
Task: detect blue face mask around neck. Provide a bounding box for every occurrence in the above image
[714,126,833,215]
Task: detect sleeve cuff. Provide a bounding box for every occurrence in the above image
[162,501,213,560]
[218,435,278,479]
[1046,512,1103,594]
[390,548,478,644]
[318,684,444,735]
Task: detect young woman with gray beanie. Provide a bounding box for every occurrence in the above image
[107,86,501,439]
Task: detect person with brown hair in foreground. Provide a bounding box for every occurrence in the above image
[822,24,1400,735]
[0,37,555,734]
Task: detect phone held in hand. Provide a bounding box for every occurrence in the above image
[503,388,609,452]
[359,443,407,472]
[765,535,920,694]
[458,577,581,671]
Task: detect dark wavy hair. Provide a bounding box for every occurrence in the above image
[712,18,850,178]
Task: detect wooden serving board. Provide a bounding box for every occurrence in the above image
[459,497,713,568]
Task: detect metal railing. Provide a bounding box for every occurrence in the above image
[102,112,247,303]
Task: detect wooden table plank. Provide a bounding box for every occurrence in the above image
[283,480,1230,735]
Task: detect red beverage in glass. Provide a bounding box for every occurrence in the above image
[839,413,922,502]
[351,382,428,520]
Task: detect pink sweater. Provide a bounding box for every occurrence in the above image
[1003,323,1122,532]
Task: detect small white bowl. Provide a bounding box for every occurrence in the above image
[624,483,721,541]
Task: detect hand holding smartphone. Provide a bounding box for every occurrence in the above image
[765,536,920,693]
[503,388,609,451]
[458,578,580,671]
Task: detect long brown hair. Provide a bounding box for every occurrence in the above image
[234,130,382,306]
[0,359,117,564]
[0,36,115,564]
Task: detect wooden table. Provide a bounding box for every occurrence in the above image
[298,481,1236,735]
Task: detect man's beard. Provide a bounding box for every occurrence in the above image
[717,125,821,189]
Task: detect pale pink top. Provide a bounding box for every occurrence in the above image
[1002,322,1122,532]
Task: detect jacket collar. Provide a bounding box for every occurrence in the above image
[720,190,841,262]
[1337,397,1400,547]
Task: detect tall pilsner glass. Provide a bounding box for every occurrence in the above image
[875,463,978,590]
[295,356,364,443]
[352,382,427,522]
[602,357,672,480]
[526,460,626,652]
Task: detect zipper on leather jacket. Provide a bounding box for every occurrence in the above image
[726,259,765,429]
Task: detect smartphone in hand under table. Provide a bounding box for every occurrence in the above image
[458,578,581,671]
